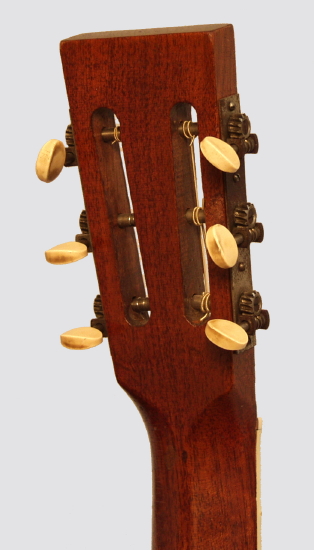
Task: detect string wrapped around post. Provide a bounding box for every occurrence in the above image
[182,120,196,146]
[192,206,204,226]
[101,126,121,143]
[200,292,211,321]
[112,126,121,144]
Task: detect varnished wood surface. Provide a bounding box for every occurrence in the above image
[60,25,257,550]
[63,24,228,40]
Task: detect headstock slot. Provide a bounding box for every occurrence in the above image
[170,103,210,325]
[91,107,150,326]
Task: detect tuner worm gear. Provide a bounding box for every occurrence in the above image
[234,203,257,228]
[65,124,75,147]
[79,210,89,234]
[93,295,104,318]
[228,113,251,139]
[239,291,262,316]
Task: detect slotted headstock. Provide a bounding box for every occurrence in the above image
[37,25,269,550]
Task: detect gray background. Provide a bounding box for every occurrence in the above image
[1,1,312,549]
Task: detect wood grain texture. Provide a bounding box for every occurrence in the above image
[60,25,258,550]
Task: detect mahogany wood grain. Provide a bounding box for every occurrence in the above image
[60,25,258,550]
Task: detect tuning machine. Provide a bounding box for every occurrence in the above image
[45,210,92,265]
[60,295,107,350]
[35,125,77,183]
[186,202,263,269]
[227,113,259,157]
[200,112,258,173]
[205,291,269,351]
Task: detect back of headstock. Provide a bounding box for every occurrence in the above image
[36,25,269,550]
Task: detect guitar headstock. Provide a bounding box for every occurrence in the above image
[36,25,269,550]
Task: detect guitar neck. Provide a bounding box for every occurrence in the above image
[139,349,257,550]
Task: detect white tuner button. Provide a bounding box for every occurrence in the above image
[61,327,103,350]
[45,242,88,265]
[205,224,238,269]
[36,139,66,182]
[205,319,248,351]
[200,136,240,173]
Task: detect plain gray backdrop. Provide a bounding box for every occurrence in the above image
[1,1,313,549]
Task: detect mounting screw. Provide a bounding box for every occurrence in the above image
[233,173,241,182]
[238,262,246,272]
[228,102,236,111]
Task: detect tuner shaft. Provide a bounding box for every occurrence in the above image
[131,295,211,314]
[117,213,135,227]
[101,126,121,142]
[131,297,150,312]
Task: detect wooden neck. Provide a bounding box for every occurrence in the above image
[130,348,258,550]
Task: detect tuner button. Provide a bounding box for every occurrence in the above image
[205,224,238,268]
[60,327,103,350]
[205,319,248,351]
[200,136,240,173]
[45,242,88,265]
[36,139,66,182]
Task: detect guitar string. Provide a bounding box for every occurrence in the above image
[182,121,210,313]
[112,120,210,320]
[112,125,121,144]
